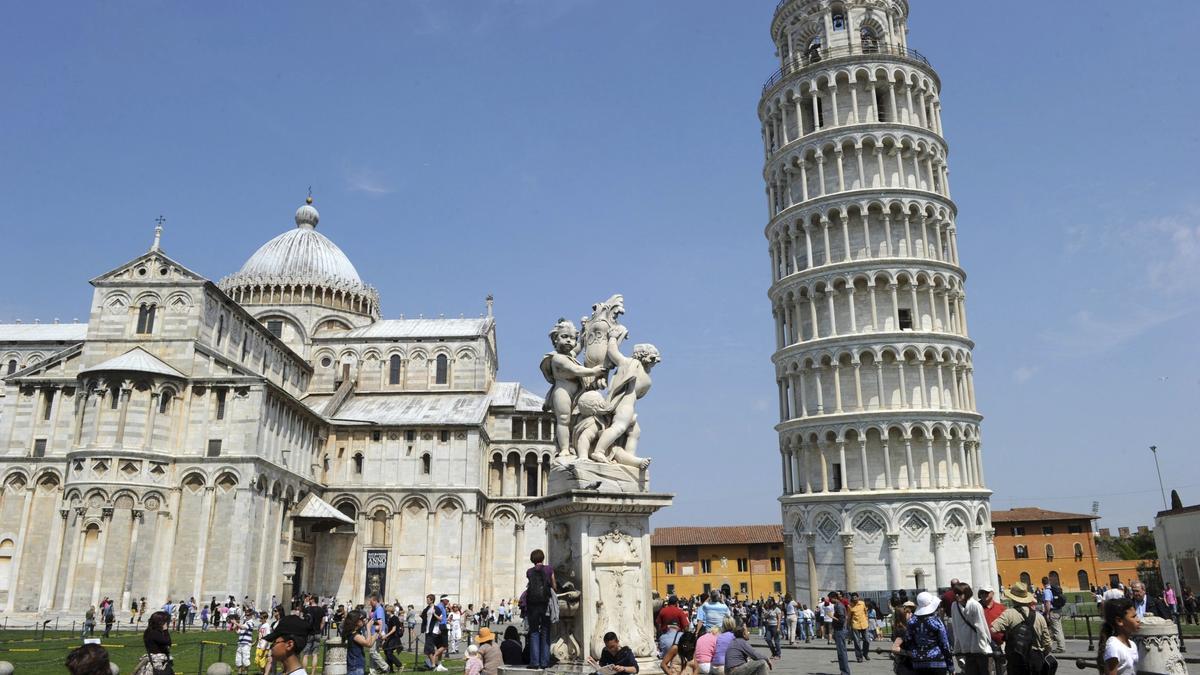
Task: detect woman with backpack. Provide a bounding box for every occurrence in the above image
[901,593,953,675]
[989,582,1052,675]
[661,629,698,675]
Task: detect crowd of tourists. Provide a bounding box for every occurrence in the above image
[65,559,1186,675]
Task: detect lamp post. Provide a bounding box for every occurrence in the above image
[1150,445,1186,652]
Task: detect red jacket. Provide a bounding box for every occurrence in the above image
[657,605,690,633]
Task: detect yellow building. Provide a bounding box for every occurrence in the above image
[651,525,786,601]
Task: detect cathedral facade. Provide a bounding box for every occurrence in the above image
[0,198,550,615]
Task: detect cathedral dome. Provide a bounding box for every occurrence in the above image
[219,198,380,319]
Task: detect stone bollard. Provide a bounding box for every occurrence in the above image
[110,662,120,675]
[1133,616,1187,675]
[207,662,233,675]
[0,661,14,675]
[324,634,347,675]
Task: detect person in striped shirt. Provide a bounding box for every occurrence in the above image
[235,613,260,675]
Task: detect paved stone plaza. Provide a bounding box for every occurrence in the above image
[754,637,1101,675]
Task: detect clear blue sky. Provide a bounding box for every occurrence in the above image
[2,2,1197,530]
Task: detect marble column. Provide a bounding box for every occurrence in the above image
[513,522,526,598]
[967,531,984,590]
[932,532,948,589]
[886,533,903,590]
[841,534,857,592]
[39,508,70,611]
[121,509,144,613]
[806,534,820,608]
[61,509,86,610]
[4,483,37,612]
[90,508,114,607]
[192,487,216,599]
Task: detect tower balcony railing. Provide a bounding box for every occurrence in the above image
[763,43,933,95]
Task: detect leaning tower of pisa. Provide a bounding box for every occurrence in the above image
[760,0,995,605]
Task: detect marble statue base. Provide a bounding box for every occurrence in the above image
[548,459,648,494]
[525,487,673,674]
[1134,616,1187,675]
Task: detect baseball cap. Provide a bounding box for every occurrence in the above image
[978,585,995,594]
[263,615,310,651]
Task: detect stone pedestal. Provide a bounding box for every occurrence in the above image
[323,634,347,675]
[1133,616,1187,675]
[525,486,672,674]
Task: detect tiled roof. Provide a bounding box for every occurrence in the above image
[652,525,783,547]
[325,392,492,425]
[335,318,491,340]
[80,347,187,379]
[990,507,1097,523]
[0,323,88,342]
[489,381,546,412]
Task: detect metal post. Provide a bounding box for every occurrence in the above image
[1085,614,1094,652]
[217,643,225,665]
[198,642,206,675]
[1151,445,1187,653]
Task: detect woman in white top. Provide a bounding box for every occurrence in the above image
[1099,597,1141,675]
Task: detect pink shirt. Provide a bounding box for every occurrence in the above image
[695,632,717,664]
[1165,588,1177,606]
[465,656,482,675]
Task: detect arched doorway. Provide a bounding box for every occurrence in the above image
[914,569,927,591]
[1048,571,1061,588]
[721,584,732,598]
[1077,570,1090,591]
[1019,572,1031,587]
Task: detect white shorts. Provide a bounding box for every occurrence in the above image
[699,664,712,674]
[236,643,253,667]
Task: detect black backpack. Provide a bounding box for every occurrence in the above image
[1050,587,1066,611]
[1005,608,1047,674]
[527,566,552,607]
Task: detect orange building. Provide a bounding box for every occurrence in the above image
[650,525,787,601]
[992,507,1101,591]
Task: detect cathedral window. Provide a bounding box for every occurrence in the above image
[206,439,222,457]
[439,430,450,443]
[405,430,415,442]
[109,387,121,410]
[541,419,553,441]
[216,314,225,344]
[829,463,843,491]
[353,452,364,474]
[159,390,172,414]
[5,359,15,375]
[435,354,449,385]
[389,355,402,385]
[832,13,846,31]
[512,418,524,439]
[266,320,283,339]
[0,539,13,593]
[215,389,227,420]
[898,308,914,331]
[371,431,381,442]
[875,89,890,123]
[42,389,54,420]
[421,453,431,475]
[136,303,157,334]
[32,439,47,457]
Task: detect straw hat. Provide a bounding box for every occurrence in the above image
[913,591,938,617]
[1004,582,1037,605]
[475,627,496,644]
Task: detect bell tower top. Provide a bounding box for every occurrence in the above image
[772,0,910,65]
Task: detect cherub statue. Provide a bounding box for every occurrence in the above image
[540,319,606,459]
[591,329,660,469]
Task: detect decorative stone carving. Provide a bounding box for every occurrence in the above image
[1134,616,1187,675]
[540,295,659,478]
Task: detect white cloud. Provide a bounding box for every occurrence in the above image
[344,167,395,196]
[1012,366,1037,383]
[1138,216,1200,294]
[1039,308,1187,357]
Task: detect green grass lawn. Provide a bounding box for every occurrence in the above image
[0,629,466,675]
